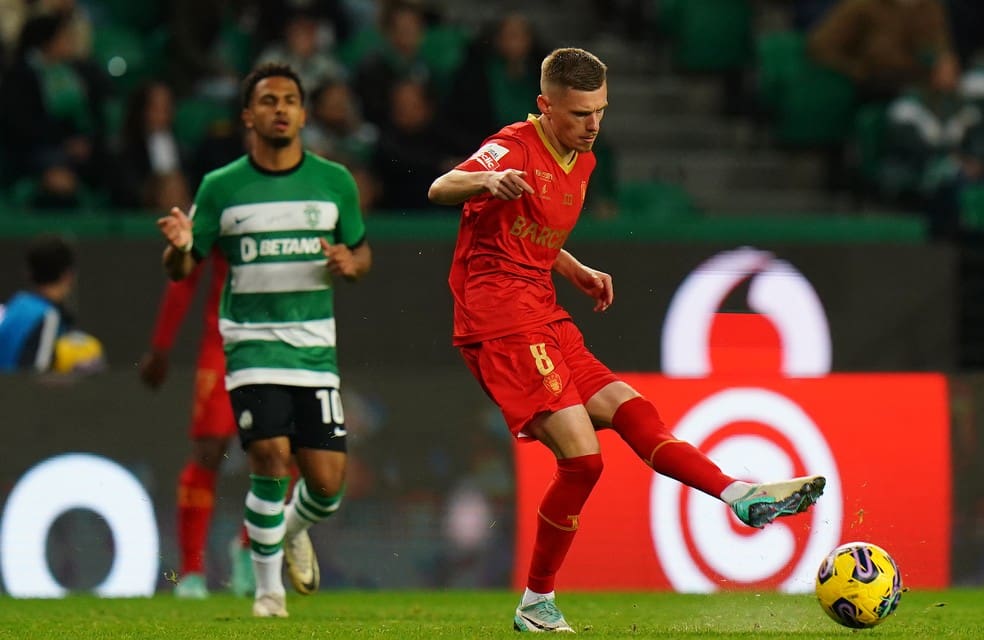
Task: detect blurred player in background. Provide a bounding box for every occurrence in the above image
[429,47,826,633]
[139,252,255,599]
[0,234,104,374]
[157,62,371,618]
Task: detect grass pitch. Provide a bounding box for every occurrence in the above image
[1,589,982,639]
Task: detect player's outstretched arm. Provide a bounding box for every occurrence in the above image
[428,168,534,205]
[554,249,614,312]
[158,207,196,281]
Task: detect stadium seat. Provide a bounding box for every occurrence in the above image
[92,0,163,32]
[102,96,125,143]
[8,178,38,208]
[217,22,256,76]
[617,180,697,219]
[757,30,804,110]
[420,25,470,94]
[337,27,386,72]
[142,27,171,78]
[660,0,753,72]
[960,184,984,231]
[756,31,856,147]
[851,103,889,188]
[6,178,104,211]
[173,97,234,152]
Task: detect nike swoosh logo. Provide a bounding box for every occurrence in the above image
[519,613,550,630]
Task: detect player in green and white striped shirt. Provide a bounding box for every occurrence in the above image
[158,63,371,618]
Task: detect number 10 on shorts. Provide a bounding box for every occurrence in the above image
[315,388,346,437]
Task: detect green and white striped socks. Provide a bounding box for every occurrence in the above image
[285,478,344,539]
[245,475,291,596]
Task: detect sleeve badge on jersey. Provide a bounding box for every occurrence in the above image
[470,142,510,170]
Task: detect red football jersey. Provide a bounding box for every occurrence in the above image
[449,116,596,345]
[150,250,228,358]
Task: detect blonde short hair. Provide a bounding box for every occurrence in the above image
[540,48,607,94]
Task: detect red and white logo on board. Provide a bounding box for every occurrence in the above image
[513,247,951,593]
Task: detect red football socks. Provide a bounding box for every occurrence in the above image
[611,397,733,498]
[176,462,217,574]
[527,453,604,594]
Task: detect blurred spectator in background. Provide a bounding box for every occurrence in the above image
[792,0,838,32]
[110,80,192,210]
[52,0,111,127]
[0,10,106,208]
[168,0,251,100]
[44,0,92,59]
[590,0,650,41]
[876,54,978,239]
[256,8,348,92]
[371,78,459,212]
[946,0,984,69]
[435,420,513,588]
[0,0,26,68]
[353,0,433,126]
[303,80,380,210]
[189,111,250,191]
[808,0,958,104]
[252,0,354,54]
[342,0,378,35]
[0,0,92,63]
[444,12,546,154]
[0,234,104,374]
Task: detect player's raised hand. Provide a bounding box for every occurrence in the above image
[320,238,357,278]
[157,207,192,250]
[485,169,534,200]
[554,250,614,312]
[574,265,614,312]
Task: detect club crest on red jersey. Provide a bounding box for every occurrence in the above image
[543,371,564,396]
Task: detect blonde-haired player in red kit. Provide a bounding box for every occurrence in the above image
[429,47,826,633]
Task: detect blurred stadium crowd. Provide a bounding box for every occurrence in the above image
[2,0,984,238]
[0,0,620,217]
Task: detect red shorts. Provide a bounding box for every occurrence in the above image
[460,319,619,438]
[189,342,235,439]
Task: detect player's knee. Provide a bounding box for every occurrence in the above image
[247,440,293,476]
[582,452,604,483]
[558,452,604,488]
[613,396,668,434]
[303,475,345,500]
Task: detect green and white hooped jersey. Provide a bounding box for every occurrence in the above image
[190,152,366,390]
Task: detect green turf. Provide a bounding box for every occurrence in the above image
[0,589,982,638]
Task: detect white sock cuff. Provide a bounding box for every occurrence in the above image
[720,480,755,504]
[521,589,555,607]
